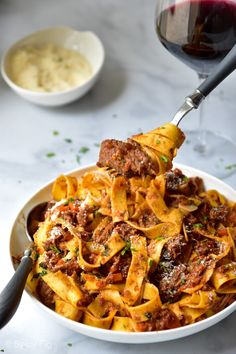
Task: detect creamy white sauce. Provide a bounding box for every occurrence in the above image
[8,43,93,92]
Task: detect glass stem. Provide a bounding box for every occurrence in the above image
[194,72,208,154]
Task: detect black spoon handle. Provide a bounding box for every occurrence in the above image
[198,44,236,97]
[0,250,33,329]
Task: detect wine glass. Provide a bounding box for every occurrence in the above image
[155,0,236,178]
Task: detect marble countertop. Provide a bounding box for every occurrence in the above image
[1,0,236,353]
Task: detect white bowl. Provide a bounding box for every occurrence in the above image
[1,27,105,106]
[9,164,236,343]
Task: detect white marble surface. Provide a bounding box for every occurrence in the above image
[1,0,236,353]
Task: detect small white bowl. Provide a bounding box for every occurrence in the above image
[9,163,236,343]
[1,27,105,106]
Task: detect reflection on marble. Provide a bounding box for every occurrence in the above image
[1,0,236,353]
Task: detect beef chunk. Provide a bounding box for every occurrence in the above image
[165,169,204,196]
[134,309,180,331]
[164,234,188,260]
[151,263,187,303]
[194,239,220,256]
[36,279,55,307]
[209,205,229,223]
[97,139,157,178]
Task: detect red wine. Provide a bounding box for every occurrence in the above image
[156,0,236,75]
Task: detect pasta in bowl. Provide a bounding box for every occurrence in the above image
[10,164,236,343]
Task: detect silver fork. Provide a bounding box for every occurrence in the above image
[171,44,236,127]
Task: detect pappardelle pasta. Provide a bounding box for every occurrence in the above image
[28,166,236,332]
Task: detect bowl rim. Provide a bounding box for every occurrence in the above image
[9,163,236,343]
[1,26,105,97]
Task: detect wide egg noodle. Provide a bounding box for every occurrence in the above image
[28,157,236,331]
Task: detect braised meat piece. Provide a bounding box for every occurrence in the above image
[209,205,229,223]
[36,279,55,307]
[164,234,188,260]
[151,263,187,303]
[44,251,80,275]
[194,239,220,256]
[97,139,157,178]
[134,309,180,331]
[165,168,204,196]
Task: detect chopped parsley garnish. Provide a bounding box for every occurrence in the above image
[79,146,90,154]
[74,247,79,256]
[49,245,62,254]
[67,343,72,347]
[34,252,40,261]
[69,197,74,202]
[46,152,56,158]
[197,258,205,265]
[39,262,47,269]
[94,143,100,147]
[160,156,168,163]
[53,130,59,136]
[225,164,236,170]
[76,154,81,164]
[183,176,189,182]
[64,138,72,143]
[39,270,47,276]
[144,312,152,319]
[156,139,161,144]
[156,235,165,241]
[181,276,186,285]
[102,245,110,256]
[193,223,203,229]
[0,349,5,352]
[148,259,154,268]
[121,241,131,255]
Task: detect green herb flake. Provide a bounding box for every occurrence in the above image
[50,245,62,254]
[183,176,189,182]
[197,258,205,265]
[193,223,203,229]
[94,143,100,147]
[102,245,110,256]
[148,259,154,268]
[156,235,165,241]
[156,139,161,144]
[144,312,152,319]
[225,164,236,170]
[65,138,72,143]
[121,241,131,256]
[69,197,75,203]
[34,252,40,261]
[46,152,56,158]
[181,276,186,285]
[53,130,59,136]
[79,146,90,154]
[39,262,47,269]
[76,154,81,164]
[67,343,72,347]
[160,156,168,163]
[40,270,47,276]
[0,349,5,352]
[74,247,79,257]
